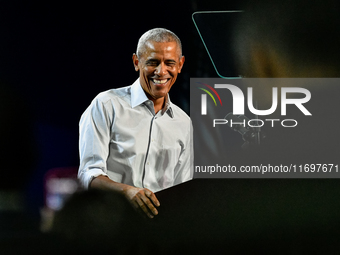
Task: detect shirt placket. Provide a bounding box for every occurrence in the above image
[142,101,157,189]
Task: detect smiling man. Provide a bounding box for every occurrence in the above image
[78,28,193,218]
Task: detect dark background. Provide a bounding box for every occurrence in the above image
[0,1,243,214]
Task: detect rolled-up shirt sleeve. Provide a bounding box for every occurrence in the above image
[78,96,114,189]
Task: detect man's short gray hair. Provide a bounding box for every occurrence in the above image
[136,28,182,59]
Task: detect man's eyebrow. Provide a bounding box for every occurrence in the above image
[145,58,158,63]
[165,59,177,63]
[145,58,177,63]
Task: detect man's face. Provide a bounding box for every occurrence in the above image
[133,41,185,101]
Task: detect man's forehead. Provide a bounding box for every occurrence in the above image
[144,41,179,52]
[142,41,181,58]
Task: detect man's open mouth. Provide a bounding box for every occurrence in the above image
[152,78,170,84]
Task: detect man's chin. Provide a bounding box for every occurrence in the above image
[153,92,167,100]
[151,86,170,99]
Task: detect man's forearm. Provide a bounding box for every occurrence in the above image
[90,175,128,193]
[90,175,160,219]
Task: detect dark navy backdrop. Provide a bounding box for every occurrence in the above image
[0,1,242,214]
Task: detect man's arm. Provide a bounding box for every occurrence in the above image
[173,119,194,185]
[79,97,159,218]
[90,176,160,218]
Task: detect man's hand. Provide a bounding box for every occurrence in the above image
[90,175,160,218]
[123,186,160,219]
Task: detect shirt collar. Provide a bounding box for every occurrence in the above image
[131,79,174,118]
[131,79,149,108]
[162,93,174,118]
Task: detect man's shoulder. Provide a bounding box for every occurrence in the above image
[94,85,132,104]
[170,102,191,122]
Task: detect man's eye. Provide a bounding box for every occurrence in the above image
[146,61,158,66]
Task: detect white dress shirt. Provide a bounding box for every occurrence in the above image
[78,79,193,192]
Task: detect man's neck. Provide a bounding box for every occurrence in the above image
[151,97,165,114]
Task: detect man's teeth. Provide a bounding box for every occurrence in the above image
[153,79,168,84]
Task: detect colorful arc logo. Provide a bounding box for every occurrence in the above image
[197,82,222,106]
[198,82,223,115]
[197,82,222,116]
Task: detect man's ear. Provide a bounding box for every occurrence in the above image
[178,55,185,73]
[132,53,139,71]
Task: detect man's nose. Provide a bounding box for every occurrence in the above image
[155,62,167,76]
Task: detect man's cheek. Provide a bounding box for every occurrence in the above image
[169,78,177,89]
[142,73,151,90]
